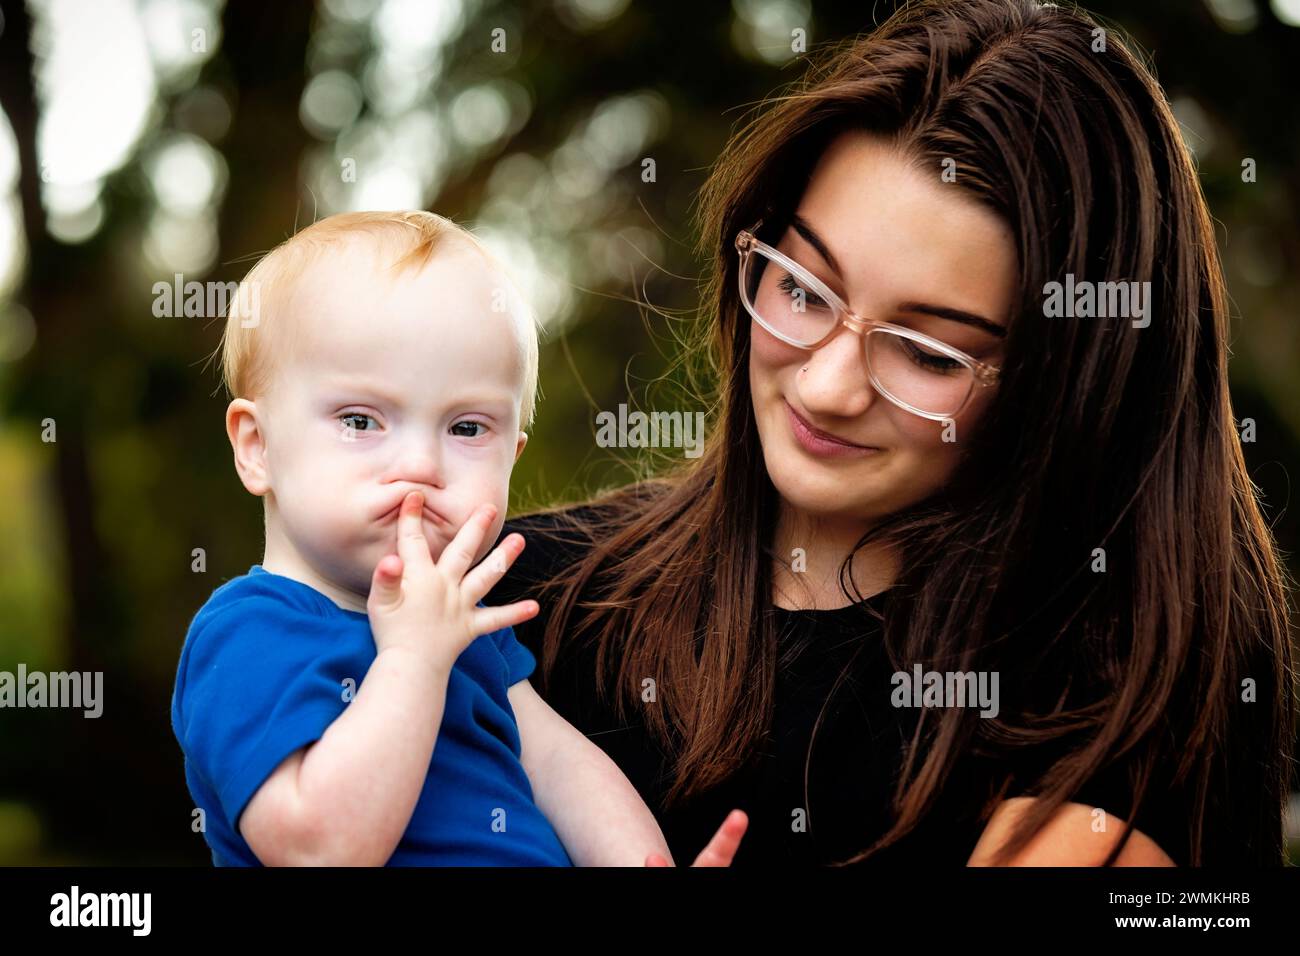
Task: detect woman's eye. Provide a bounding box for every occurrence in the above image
[339,412,378,432]
[903,341,964,374]
[450,421,486,438]
[777,271,829,309]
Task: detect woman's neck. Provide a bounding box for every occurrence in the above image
[770,504,899,611]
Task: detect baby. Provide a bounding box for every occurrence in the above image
[170,211,746,866]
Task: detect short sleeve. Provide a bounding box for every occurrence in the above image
[1067,764,1134,817]
[1072,764,1189,863]
[1004,749,1187,864]
[490,625,537,687]
[174,596,356,829]
[1006,745,1135,812]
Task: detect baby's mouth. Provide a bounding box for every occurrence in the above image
[377,502,450,527]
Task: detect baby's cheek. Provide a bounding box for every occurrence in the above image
[481,515,508,564]
[308,499,357,553]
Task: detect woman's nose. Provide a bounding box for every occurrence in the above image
[796,324,876,418]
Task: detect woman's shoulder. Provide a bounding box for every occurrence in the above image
[488,489,648,612]
[498,501,616,583]
[502,499,618,541]
[495,482,673,593]
[993,735,1194,866]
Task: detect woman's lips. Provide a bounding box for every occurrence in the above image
[784,400,880,459]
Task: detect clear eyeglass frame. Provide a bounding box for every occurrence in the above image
[735,223,1002,422]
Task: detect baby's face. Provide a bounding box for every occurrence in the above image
[253,240,528,600]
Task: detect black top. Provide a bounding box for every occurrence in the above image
[488,504,1191,866]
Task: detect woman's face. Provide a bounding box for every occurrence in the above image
[748,129,1018,527]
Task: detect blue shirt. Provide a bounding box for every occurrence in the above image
[170,565,573,866]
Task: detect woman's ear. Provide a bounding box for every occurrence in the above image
[226,398,271,496]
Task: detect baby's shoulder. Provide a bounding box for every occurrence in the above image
[494,488,673,608]
[181,568,344,677]
[176,568,358,707]
[192,567,332,628]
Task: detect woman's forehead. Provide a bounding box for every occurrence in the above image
[788,135,1017,330]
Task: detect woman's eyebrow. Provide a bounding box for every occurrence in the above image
[791,214,845,275]
[790,213,1008,339]
[895,300,1008,339]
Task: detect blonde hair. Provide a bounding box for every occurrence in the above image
[215,210,540,430]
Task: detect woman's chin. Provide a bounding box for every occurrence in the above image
[772,479,866,520]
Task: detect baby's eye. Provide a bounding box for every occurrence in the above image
[339,412,378,432]
[450,420,487,438]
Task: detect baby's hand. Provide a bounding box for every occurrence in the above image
[645,810,749,867]
[366,490,538,672]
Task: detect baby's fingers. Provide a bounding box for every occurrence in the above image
[437,503,497,580]
[469,600,539,638]
[689,810,748,867]
[367,554,404,614]
[396,492,434,571]
[461,533,526,605]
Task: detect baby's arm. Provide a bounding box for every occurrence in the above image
[508,677,675,866]
[239,645,451,866]
[511,680,749,866]
[240,494,534,866]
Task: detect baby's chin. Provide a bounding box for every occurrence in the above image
[339,508,501,586]
[349,536,453,588]
[324,547,395,600]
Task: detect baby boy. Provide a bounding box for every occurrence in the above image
[170,211,745,866]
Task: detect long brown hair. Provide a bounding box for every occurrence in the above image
[519,0,1297,865]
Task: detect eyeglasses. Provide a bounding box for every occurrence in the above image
[735,224,1001,421]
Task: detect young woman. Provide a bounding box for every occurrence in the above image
[490,0,1296,866]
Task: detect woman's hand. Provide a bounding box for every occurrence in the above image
[644,809,749,866]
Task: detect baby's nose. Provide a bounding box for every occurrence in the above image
[390,450,444,488]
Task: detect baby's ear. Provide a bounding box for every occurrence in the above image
[513,430,528,463]
[227,399,271,496]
